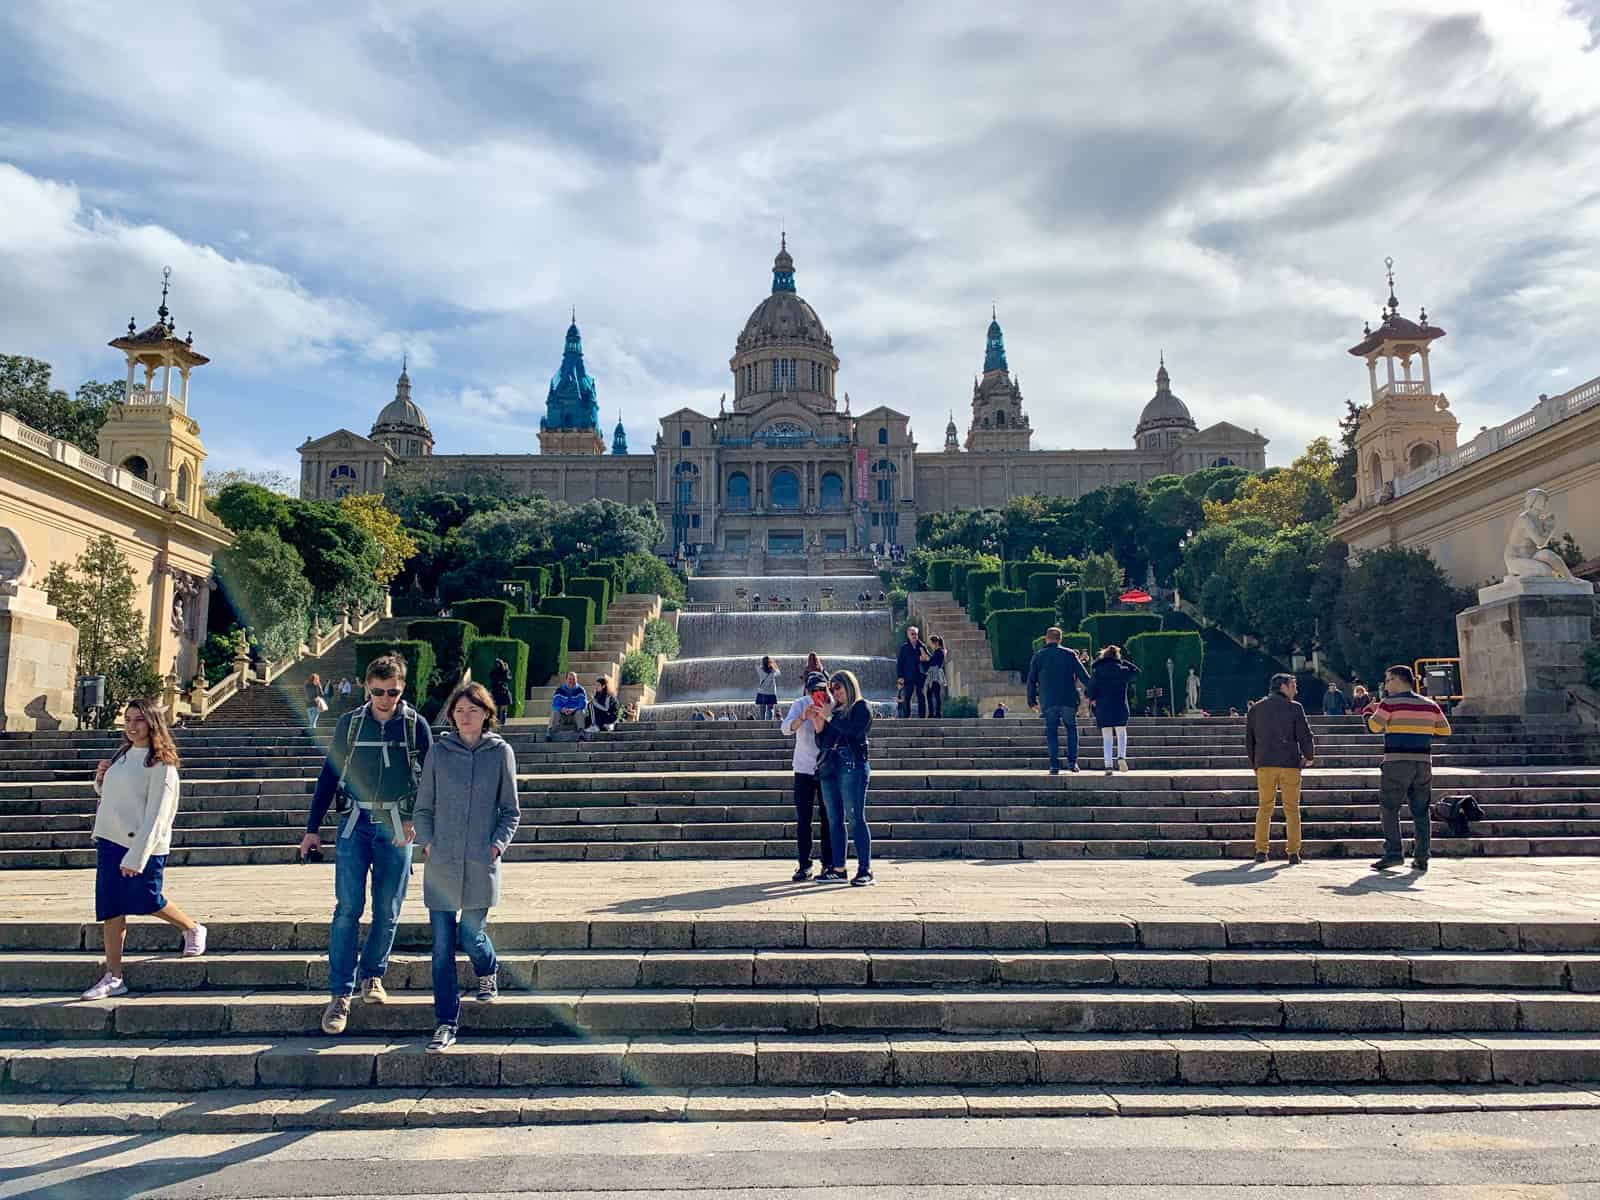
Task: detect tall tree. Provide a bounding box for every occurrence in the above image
[338,493,417,588]
[1331,400,1364,504]
[41,535,162,726]
[0,355,120,456]
[214,529,314,661]
[1327,546,1471,685]
[205,467,297,496]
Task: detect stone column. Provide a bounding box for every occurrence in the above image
[0,581,80,732]
[1455,577,1598,716]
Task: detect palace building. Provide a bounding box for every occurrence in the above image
[298,240,1268,562]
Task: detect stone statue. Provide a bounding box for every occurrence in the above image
[0,527,33,589]
[1186,668,1201,713]
[1503,488,1575,582]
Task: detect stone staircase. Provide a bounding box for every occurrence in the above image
[1,912,1598,1132]
[3,717,1600,868]
[527,595,661,707]
[908,590,1026,708]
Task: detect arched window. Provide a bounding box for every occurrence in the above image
[1209,456,1235,468]
[770,468,800,509]
[329,464,358,498]
[1408,443,1436,470]
[122,455,149,481]
[1368,453,1384,495]
[995,410,1007,427]
[726,472,751,509]
[680,429,692,448]
[820,472,844,509]
[176,463,191,502]
[878,426,888,445]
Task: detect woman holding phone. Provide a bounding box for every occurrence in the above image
[809,669,874,886]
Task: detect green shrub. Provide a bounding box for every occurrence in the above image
[353,638,436,707]
[620,648,657,686]
[508,565,551,605]
[496,580,533,614]
[623,552,686,606]
[950,562,977,608]
[984,587,1026,626]
[928,558,959,592]
[1054,587,1108,625]
[467,636,529,717]
[1079,611,1162,652]
[199,628,249,686]
[405,619,476,697]
[1163,609,1286,714]
[538,595,594,651]
[508,614,569,687]
[453,598,515,638]
[567,575,611,626]
[942,694,979,718]
[987,607,1057,672]
[593,558,625,597]
[1032,632,1092,659]
[966,568,1002,624]
[1123,630,1204,716]
[642,617,679,659]
[1008,560,1073,591]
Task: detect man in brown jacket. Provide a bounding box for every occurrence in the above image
[1244,673,1316,864]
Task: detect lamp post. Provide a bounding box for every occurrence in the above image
[1166,657,1175,719]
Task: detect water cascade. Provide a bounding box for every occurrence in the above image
[685,575,886,611]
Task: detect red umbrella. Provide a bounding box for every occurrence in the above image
[1118,588,1153,605]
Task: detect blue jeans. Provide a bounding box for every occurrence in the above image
[1042,705,1078,770]
[430,908,497,1025]
[819,758,871,873]
[328,809,412,998]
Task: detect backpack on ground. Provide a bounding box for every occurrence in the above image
[1432,793,1482,837]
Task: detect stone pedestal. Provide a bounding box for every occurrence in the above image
[0,583,80,732]
[1454,577,1597,716]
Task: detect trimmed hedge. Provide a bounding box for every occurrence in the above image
[1124,630,1205,717]
[568,575,611,626]
[1008,560,1073,591]
[538,595,594,652]
[593,558,625,597]
[984,587,1026,629]
[546,561,565,595]
[927,558,960,592]
[353,638,436,707]
[509,614,570,688]
[1079,611,1162,652]
[509,565,551,604]
[966,568,1002,625]
[1163,609,1287,715]
[468,636,529,718]
[453,598,515,638]
[1054,587,1108,626]
[987,607,1057,672]
[950,562,977,607]
[496,580,533,614]
[1031,632,1092,658]
[405,619,476,696]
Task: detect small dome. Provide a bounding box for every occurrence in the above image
[1135,356,1196,434]
[735,238,834,353]
[372,363,429,435]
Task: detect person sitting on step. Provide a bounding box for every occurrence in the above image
[588,675,620,735]
[547,672,588,742]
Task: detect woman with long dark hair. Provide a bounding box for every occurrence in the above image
[1087,645,1140,775]
[809,669,874,886]
[82,699,206,999]
[923,635,946,718]
[754,656,780,721]
[305,672,327,728]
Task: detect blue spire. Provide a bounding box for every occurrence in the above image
[542,317,599,431]
[983,306,1008,374]
[771,233,796,293]
[611,413,628,455]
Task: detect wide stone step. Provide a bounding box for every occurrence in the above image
[4,949,1597,995]
[3,1032,1598,1091]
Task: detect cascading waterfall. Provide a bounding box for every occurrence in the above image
[677,612,891,658]
[685,575,885,610]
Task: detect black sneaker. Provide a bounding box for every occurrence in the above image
[792,865,812,882]
[1254,852,1268,863]
[816,868,846,883]
[427,1023,457,1051]
[1049,767,1060,776]
[1287,853,1302,866]
[1412,858,1429,873]
[1070,763,1081,773]
[850,871,875,887]
[1371,855,1405,871]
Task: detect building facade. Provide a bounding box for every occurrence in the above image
[299,241,1268,558]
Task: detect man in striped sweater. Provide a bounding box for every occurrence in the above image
[1366,664,1453,872]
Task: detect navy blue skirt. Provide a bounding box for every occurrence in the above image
[95,838,167,921]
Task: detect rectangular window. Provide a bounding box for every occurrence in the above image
[691,514,701,529]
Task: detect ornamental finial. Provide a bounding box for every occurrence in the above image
[1384,255,1398,313]
[158,265,172,321]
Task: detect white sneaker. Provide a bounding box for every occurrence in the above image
[181,923,208,957]
[81,972,127,1001]
[1117,758,1130,773]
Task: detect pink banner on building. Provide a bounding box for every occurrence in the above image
[855,449,869,501]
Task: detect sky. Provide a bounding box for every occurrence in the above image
[1,1,1597,482]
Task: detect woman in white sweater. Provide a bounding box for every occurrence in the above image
[81,698,207,1000]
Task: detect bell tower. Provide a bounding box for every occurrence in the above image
[965,308,1031,451]
[1347,258,1458,507]
[100,267,211,518]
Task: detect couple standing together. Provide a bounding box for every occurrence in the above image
[1026,628,1139,775]
[298,655,519,1052]
[781,669,875,886]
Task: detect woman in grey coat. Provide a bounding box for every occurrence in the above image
[411,681,520,1050]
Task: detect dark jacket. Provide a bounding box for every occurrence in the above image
[1245,692,1316,769]
[1026,643,1092,711]
[896,640,926,684]
[589,689,620,727]
[818,699,872,771]
[306,704,433,833]
[1086,657,1139,728]
[1322,688,1348,716]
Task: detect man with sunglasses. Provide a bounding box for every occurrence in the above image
[301,655,432,1036]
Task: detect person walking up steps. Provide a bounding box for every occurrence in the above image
[1245,673,1316,865]
[1087,645,1139,774]
[82,698,207,1000]
[1367,664,1452,873]
[410,682,520,1052]
[755,656,780,721]
[301,654,431,1035]
[305,673,327,729]
[811,670,874,885]
[1027,627,1093,775]
[782,671,836,880]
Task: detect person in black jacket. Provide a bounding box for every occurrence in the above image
[1027,627,1093,774]
[1086,645,1139,775]
[895,626,927,719]
[924,635,947,718]
[809,670,874,885]
[1245,673,1316,864]
[587,675,620,735]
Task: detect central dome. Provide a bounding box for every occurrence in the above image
[736,237,833,354]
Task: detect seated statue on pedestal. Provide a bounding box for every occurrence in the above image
[1503,488,1576,582]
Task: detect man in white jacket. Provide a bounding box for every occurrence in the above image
[781,671,835,881]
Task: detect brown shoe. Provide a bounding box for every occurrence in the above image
[360,977,389,1005]
[321,995,352,1035]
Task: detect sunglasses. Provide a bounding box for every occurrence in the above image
[368,687,403,698]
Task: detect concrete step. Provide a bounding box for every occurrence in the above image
[3,1031,1597,1093]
